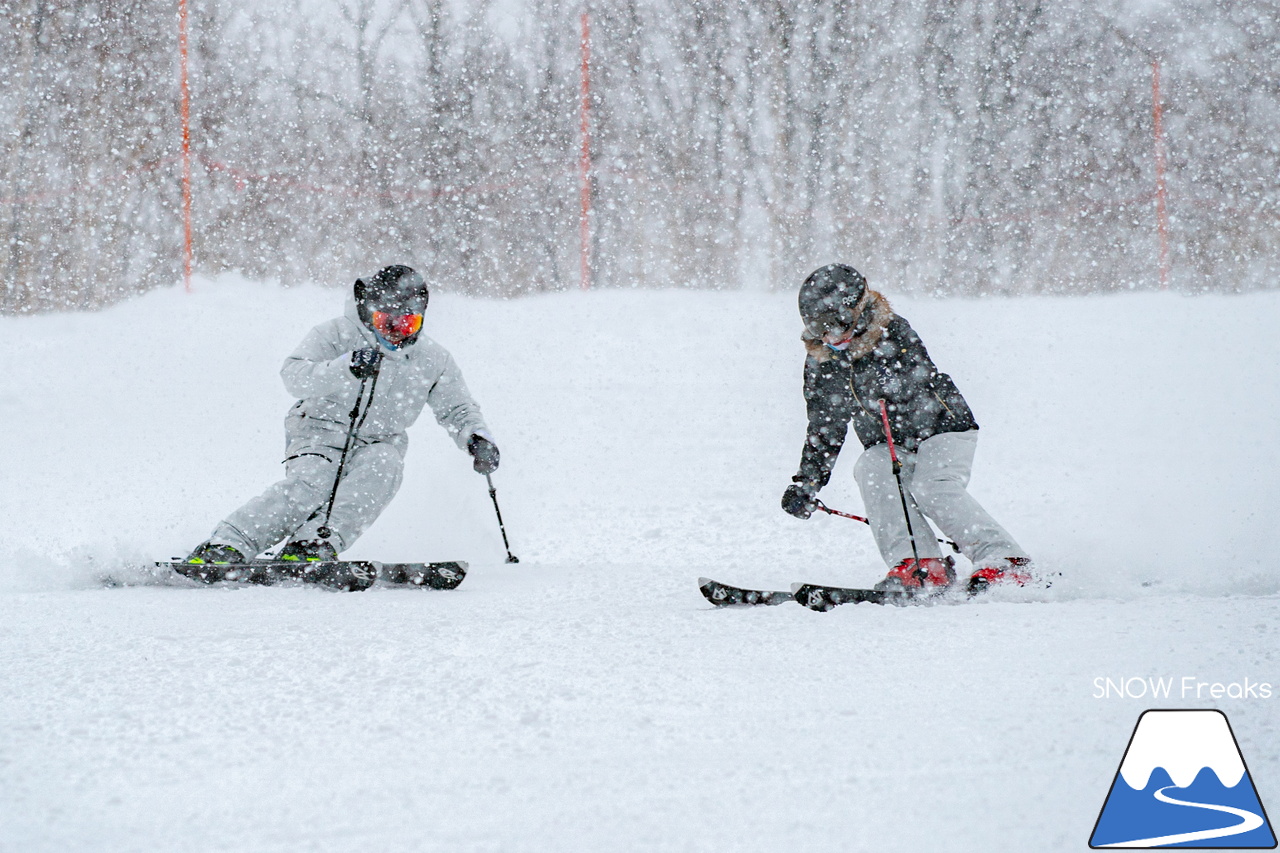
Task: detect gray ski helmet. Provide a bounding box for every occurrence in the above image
[354,265,429,345]
[798,264,868,337]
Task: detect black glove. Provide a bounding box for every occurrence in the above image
[349,347,383,379]
[468,433,500,474]
[781,483,817,519]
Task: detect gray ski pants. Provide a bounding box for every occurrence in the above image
[853,430,1026,569]
[209,427,405,557]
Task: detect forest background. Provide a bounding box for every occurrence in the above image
[2,0,1277,312]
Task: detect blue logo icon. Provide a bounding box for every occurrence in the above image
[1091,709,1276,848]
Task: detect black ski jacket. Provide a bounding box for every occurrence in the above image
[794,300,977,491]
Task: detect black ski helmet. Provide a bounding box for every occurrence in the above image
[354,265,429,346]
[798,263,869,337]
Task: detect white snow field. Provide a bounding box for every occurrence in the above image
[1,277,1277,852]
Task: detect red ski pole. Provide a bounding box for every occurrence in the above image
[879,399,923,577]
[813,500,869,524]
[815,498,959,553]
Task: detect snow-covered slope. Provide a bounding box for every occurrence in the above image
[1,277,1277,852]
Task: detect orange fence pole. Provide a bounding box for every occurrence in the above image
[578,10,592,291]
[1152,59,1170,290]
[179,0,193,293]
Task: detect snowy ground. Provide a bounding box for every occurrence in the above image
[1,277,1277,852]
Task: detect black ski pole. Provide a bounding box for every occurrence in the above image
[814,499,960,554]
[878,398,924,581]
[485,472,519,563]
[317,358,382,542]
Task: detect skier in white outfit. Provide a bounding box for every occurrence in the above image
[182,265,498,581]
[781,264,1033,596]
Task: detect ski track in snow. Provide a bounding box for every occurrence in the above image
[1,277,1278,852]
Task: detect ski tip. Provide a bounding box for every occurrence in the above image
[697,577,712,587]
[789,582,805,593]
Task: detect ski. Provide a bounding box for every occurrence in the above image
[158,559,379,591]
[109,560,471,593]
[379,561,467,590]
[791,582,978,610]
[703,575,1044,612]
[698,577,795,607]
[791,582,892,611]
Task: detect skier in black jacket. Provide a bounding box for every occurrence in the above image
[781,264,1032,595]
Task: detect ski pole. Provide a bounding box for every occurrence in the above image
[813,500,869,524]
[814,499,960,554]
[485,472,519,563]
[317,357,382,542]
[878,398,923,580]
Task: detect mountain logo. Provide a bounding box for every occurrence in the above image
[1090,709,1276,848]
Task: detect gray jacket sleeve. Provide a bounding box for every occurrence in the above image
[427,352,489,449]
[280,321,355,399]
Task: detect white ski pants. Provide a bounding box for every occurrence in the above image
[210,427,405,557]
[853,430,1026,569]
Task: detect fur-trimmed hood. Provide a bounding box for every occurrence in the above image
[801,289,894,362]
[793,303,979,485]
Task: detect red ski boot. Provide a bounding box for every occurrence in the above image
[874,557,956,596]
[967,557,1034,595]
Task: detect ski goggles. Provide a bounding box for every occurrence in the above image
[371,310,423,341]
[808,303,875,350]
[805,314,854,344]
[822,326,855,350]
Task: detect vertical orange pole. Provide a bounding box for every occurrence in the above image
[578,10,592,291]
[179,0,193,292]
[1152,59,1170,290]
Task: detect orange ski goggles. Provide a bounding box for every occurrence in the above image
[371,310,423,342]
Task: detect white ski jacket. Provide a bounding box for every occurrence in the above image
[279,295,488,451]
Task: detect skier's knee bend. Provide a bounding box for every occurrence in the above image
[279,467,332,508]
[909,473,966,510]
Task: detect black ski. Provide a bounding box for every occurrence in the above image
[700,577,974,611]
[128,559,469,592]
[791,582,975,610]
[793,575,1055,609]
[791,582,891,611]
[700,576,1007,612]
[699,577,795,607]
[158,559,378,591]
[380,561,467,590]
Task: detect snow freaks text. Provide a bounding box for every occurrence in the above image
[1093,677,1274,700]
